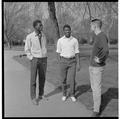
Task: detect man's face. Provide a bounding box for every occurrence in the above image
[63,27,71,38]
[35,22,43,33]
[90,22,96,32]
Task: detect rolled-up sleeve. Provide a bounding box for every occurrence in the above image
[56,39,61,53]
[24,35,33,60]
[75,39,80,54]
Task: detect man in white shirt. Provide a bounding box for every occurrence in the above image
[25,20,47,105]
[56,24,80,102]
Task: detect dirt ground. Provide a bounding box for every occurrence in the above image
[12,45,118,117]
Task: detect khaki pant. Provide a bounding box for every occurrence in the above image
[59,57,76,96]
[89,66,104,112]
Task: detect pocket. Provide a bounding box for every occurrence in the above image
[42,57,47,65]
[60,57,66,63]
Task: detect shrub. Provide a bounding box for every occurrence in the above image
[79,38,88,44]
[110,39,118,44]
[12,40,23,46]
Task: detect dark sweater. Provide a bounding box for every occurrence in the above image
[90,32,109,67]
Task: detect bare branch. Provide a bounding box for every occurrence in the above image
[11,3,17,15]
[4,4,11,29]
[34,2,41,17]
[7,23,15,37]
[86,2,92,20]
[95,2,102,12]
[83,3,87,20]
[15,5,25,15]
[64,2,82,18]
[34,2,41,10]
[9,31,17,39]
[111,6,118,15]
[4,9,8,28]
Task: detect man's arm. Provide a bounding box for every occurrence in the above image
[95,35,109,63]
[57,53,61,61]
[75,53,80,71]
[24,35,33,60]
[75,39,80,71]
[56,39,61,62]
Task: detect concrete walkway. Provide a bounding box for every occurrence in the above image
[4,50,92,117]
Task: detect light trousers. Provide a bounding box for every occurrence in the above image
[89,66,104,112]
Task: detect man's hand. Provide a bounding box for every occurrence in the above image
[57,53,61,64]
[57,57,61,63]
[76,64,81,72]
[94,56,100,63]
[75,53,80,72]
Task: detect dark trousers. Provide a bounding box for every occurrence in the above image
[59,57,76,96]
[30,57,47,100]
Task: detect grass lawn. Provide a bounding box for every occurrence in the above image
[10,45,118,117]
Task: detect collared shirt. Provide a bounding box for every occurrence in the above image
[56,36,79,58]
[24,31,47,60]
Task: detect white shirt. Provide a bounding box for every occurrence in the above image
[24,31,47,60]
[56,36,79,58]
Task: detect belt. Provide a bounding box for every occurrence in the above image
[61,56,75,60]
[33,57,47,59]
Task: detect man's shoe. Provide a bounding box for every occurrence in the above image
[62,96,67,101]
[36,96,43,103]
[91,111,100,117]
[87,106,94,111]
[41,96,48,100]
[88,88,92,92]
[32,98,39,105]
[70,96,76,102]
[37,96,49,103]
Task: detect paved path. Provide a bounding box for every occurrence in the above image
[4,50,92,117]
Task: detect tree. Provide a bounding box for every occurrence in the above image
[4,2,117,47]
[61,2,118,44]
[4,2,26,48]
[103,2,118,44]
[48,2,60,44]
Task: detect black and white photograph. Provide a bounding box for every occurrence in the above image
[3,1,118,117]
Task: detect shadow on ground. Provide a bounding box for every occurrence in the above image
[44,84,91,98]
[99,87,118,116]
[75,85,91,98]
[12,53,118,117]
[44,85,68,98]
[45,84,118,117]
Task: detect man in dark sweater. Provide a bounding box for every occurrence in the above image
[89,19,109,117]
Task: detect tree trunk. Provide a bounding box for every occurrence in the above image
[107,19,113,46]
[4,31,12,49]
[48,2,60,44]
[104,2,113,46]
[86,2,93,45]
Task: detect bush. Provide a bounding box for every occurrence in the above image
[79,38,88,44]
[110,39,118,44]
[12,40,23,46]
